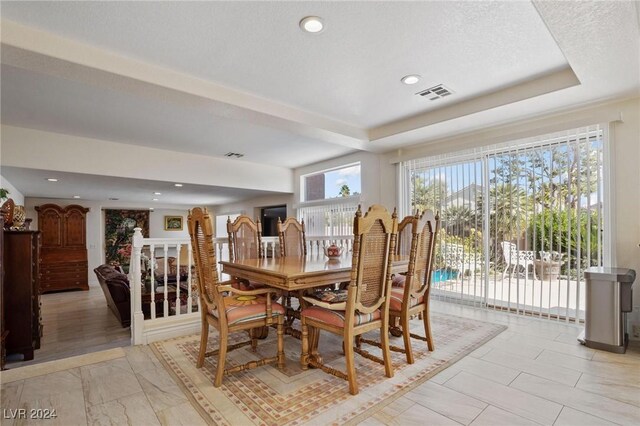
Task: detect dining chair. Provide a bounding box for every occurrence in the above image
[227,215,265,290]
[300,204,398,395]
[359,210,439,363]
[227,214,264,261]
[277,217,306,316]
[277,217,306,257]
[188,207,285,387]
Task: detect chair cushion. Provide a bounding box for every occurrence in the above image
[301,306,380,328]
[392,274,406,287]
[389,288,424,311]
[232,279,268,291]
[215,295,285,325]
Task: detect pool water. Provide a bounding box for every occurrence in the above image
[432,269,458,283]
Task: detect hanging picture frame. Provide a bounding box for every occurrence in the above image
[164,215,183,231]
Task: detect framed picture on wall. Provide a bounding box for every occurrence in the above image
[164,215,183,231]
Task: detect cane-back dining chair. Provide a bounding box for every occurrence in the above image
[387,210,440,362]
[300,204,398,395]
[227,215,265,290]
[277,217,306,257]
[277,217,306,315]
[227,215,264,261]
[188,207,285,387]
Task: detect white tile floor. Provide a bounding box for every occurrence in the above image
[1,301,638,425]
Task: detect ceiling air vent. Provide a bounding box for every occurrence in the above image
[416,84,453,101]
[224,152,244,158]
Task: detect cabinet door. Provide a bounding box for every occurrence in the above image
[39,208,63,248]
[64,208,86,247]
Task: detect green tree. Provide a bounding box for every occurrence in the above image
[442,206,474,237]
[339,184,350,197]
[411,175,448,212]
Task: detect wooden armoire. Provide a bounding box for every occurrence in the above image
[36,204,90,293]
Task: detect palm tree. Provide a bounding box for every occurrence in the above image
[442,206,474,237]
[412,175,448,212]
[339,184,351,197]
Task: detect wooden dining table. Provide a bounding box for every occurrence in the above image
[219,253,410,342]
[219,253,409,292]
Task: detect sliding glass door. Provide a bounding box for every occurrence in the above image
[401,125,606,322]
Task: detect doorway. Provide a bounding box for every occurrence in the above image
[261,205,287,237]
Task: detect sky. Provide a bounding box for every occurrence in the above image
[324,164,361,198]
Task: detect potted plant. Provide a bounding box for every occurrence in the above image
[536,251,565,280]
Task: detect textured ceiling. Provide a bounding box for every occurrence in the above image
[0,1,567,128]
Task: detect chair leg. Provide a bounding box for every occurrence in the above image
[400,312,414,364]
[300,318,309,371]
[197,318,209,368]
[344,330,358,395]
[277,314,285,370]
[380,314,394,379]
[214,328,228,387]
[423,304,434,351]
[250,328,258,352]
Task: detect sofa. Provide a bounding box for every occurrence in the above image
[153,256,189,284]
[94,264,131,328]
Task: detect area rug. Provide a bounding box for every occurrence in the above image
[152,313,506,425]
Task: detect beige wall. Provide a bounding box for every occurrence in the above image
[24,198,190,286]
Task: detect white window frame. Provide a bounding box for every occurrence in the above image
[300,162,362,203]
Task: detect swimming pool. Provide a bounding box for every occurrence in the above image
[432,269,458,283]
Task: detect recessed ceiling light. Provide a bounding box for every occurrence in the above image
[154,192,162,195]
[149,207,154,211]
[152,198,159,201]
[73,195,81,199]
[174,183,183,187]
[401,75,421,85]
[300,16,324,33]
[46,178,58,182]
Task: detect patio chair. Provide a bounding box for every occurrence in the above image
[442,244,483,278]
[501,241,537,280]
[300,204,398,395]
[188,207,285,387]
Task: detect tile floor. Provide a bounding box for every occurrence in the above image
[1,301,638,425]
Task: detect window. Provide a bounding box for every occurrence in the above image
[301,163,361,202]
[400,125,606,322]
[299,163,361,237]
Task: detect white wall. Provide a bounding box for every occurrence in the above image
[24,197,189,286]
[0,173,25,205]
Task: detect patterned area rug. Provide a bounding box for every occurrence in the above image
[152,313,506,425]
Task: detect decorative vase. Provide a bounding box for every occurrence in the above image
[12,205,26,229]
[1,198,14,228]
[324,244,343,259]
